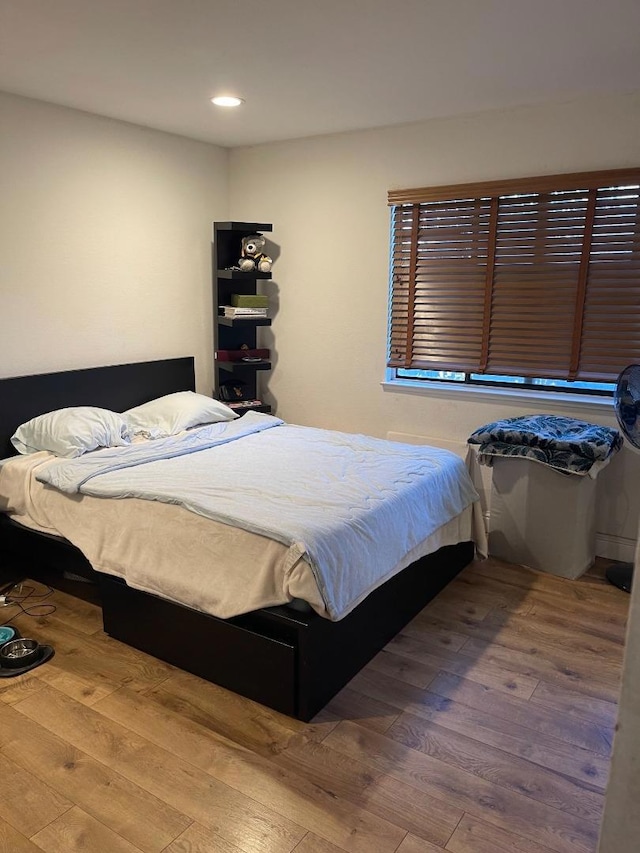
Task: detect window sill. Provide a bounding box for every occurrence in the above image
[381,378,615,417]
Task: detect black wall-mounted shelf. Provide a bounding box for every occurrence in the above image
[212,222,274,413]
[217,269,272,281]
[218,360,271,373]
[217,316,272,328]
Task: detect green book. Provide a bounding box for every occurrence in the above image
[231,294,269,308]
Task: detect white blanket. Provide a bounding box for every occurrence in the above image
[36,413,479,620]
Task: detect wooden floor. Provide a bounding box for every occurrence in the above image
[0,557,630,853]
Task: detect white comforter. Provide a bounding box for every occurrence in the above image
[35,413,479,620]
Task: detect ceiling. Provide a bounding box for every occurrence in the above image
[1,0,640,148]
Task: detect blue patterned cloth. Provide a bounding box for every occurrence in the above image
[468,414,622,476]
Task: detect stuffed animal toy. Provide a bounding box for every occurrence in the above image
[238,233,272,273]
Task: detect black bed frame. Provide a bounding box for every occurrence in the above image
[0,357,473,720]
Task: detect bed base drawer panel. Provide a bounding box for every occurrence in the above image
[100,576,297,716]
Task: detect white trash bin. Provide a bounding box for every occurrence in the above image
[489,457,597,579]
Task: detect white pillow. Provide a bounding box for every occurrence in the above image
[123,391,237,438]
[12,406,131,458]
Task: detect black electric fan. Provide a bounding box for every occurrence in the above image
[607,364,640,593]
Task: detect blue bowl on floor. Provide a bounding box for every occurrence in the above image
[0,626,18,646]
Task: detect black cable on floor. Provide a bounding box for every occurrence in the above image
[0,580,57,627]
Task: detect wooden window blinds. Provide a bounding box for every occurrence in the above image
[388,168,640,383]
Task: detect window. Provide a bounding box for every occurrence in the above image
[387,168,640,396]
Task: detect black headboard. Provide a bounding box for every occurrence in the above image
[0,357,195,458]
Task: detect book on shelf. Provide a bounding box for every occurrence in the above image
[227,399,265,409]
[231,293,269,309]
[216,348,270,362]
[222,306,268,317]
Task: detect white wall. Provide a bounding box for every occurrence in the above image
[229,91,640,555]
[0,91,228,393]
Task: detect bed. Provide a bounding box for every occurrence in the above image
[0,356,476,720]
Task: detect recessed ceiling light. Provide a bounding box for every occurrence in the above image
[211,96,244,108]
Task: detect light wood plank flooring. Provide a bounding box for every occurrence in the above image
[0,557,629,853]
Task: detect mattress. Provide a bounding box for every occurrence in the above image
[0,420,479,620]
